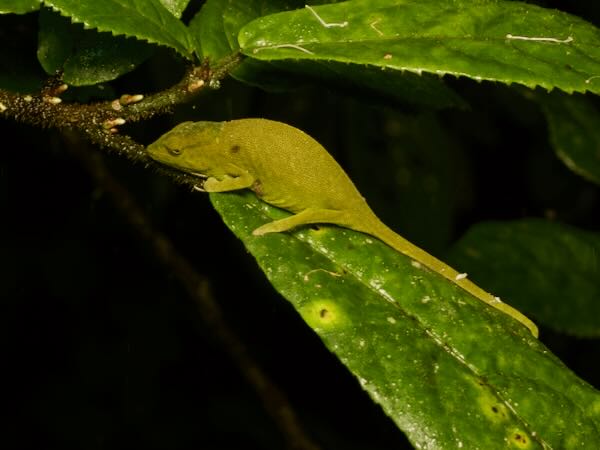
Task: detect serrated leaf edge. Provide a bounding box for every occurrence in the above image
[42,1,194,57]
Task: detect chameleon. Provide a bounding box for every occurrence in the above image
[147,118,538,337]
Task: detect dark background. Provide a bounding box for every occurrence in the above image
[2,1,600,449]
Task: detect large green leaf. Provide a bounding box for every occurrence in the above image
[239,0,600,95]
[188,0,269,87]
[448,219,600,338]
[42,0,194,57]
[210,191,600,449]
[537,92,600,186]
[189,0,334,60]
[0,0,40,14]
[189,0,320,91]
[191,0,464,107]
[38,8,153,85]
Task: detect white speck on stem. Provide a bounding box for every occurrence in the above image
[187,79,205,92]
[455,273,468,280]
[103,117,126,129]
[120,93,144,105]
[305,4,348,28]
[44,96,62,105]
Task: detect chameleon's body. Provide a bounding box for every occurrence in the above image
[147,118,538,337]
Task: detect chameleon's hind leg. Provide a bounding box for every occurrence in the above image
[252,208,351,236]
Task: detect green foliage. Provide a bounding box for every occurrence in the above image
[43,0,194,59]
[0,0,41,14]
[539,92,600,186]
[193,0,466,105]
[212,191,600,449]
[2,0,600,448]
[449,219,600,338]
[37,8,153,85]
[239,0,600,95]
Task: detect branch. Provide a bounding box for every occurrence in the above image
[0,52,243,163]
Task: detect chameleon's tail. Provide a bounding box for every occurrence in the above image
[360,219,539,338]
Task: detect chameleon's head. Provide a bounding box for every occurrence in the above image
[147,121,227,176]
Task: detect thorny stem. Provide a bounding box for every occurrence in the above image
[0,53,243,162]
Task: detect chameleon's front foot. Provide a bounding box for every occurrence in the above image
[203,173,255,192]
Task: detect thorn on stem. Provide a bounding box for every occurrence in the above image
[187,79,205,92]
[103,117,126,129]
[120,94,144,105]
[43,96,62,105]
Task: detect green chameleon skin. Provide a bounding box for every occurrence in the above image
[147,118,538,337]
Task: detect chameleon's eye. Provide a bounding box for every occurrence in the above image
[166,146,183,157]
